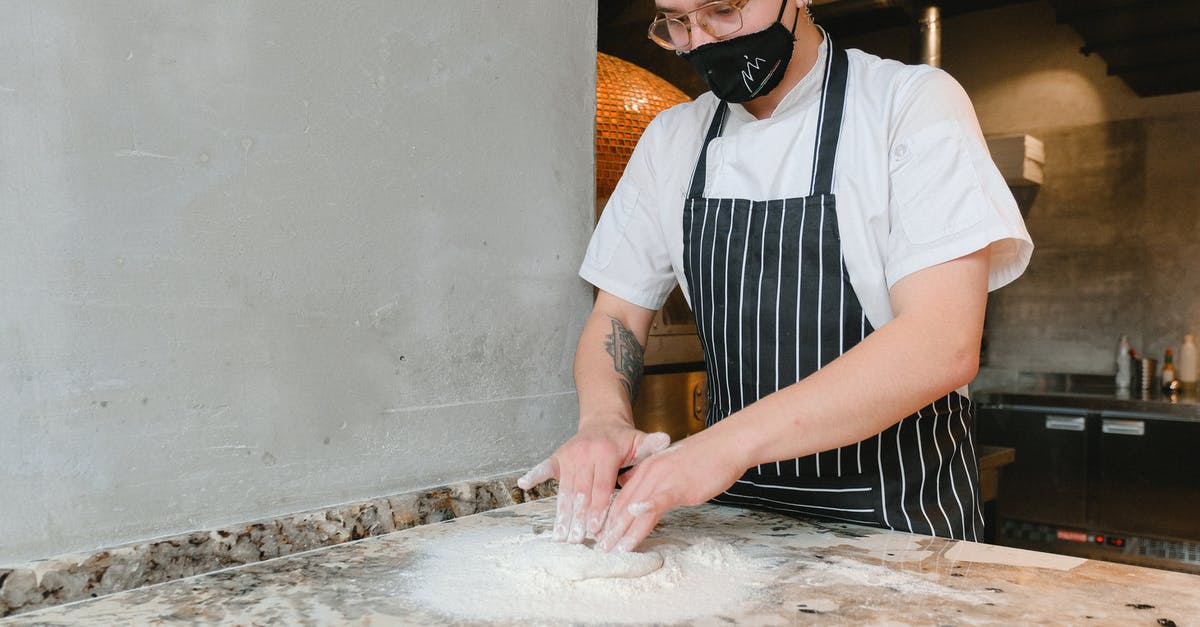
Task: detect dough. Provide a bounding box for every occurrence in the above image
[509,536,665,581]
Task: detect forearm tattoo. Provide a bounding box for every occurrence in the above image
[603,316,645,403]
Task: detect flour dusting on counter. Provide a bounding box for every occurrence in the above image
[404,523,776,624]
[508,535,665,580]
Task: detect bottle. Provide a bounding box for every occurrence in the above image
[1115,335,1131,390]
[1180,334,1198,393]
[1162,349,1176,390]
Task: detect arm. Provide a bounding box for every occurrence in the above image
[517,290,671,543]
[597,247,989,551]
[718,246,988,465]
[574,290,656,431]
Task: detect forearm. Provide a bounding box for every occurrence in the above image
[707,315,978,468]
[705,250,989,471]
[573,292,656,430]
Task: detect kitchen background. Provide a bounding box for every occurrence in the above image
[3,0,1199,600]
[601,0,1200,390]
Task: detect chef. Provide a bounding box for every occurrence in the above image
[519,0,1033,552]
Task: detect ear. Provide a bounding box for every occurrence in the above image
[798,0,815,23]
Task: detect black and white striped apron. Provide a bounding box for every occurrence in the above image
[682,41,984,541]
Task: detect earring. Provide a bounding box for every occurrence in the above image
[803,0,814,23]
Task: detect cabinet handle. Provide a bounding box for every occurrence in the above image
[1045,415,1086,431]
[691,380,708,424]
[1102,419,1145,436]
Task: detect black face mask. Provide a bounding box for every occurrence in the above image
[682,0,798,103]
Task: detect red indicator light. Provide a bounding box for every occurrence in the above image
[1095,535,1105,544]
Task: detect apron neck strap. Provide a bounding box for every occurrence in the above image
[687,101,730,199]
[686,34,850,200]
[809,39,849,197]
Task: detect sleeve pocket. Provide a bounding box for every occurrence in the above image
[891,119,987,245]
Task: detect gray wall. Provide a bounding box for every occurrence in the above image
[842,2,1200,388]
[0,1,594,564]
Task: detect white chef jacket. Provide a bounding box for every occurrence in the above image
[580,39,1033,330]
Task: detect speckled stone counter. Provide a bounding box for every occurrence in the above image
[0,473,555,618]
[7,499,1198,626]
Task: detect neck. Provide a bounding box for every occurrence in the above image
[741,23,823,120]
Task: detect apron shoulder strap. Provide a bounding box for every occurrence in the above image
[809,42,849,196]
[688,100,729,200]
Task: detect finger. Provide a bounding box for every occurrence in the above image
[587,458,620,538]
[596,506,634,553]
[616,465,637,488]
[553,463,575,541]
[612,500,662,553]
[565,472,591,544]
[627,500,654,516]
[516,457,557,491]
[597,497,657,552]
[617,448,664,486]
[629,432,671,466]
[597,461,647,551]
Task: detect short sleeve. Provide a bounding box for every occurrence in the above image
[884,69,1033,292]
[579,117,678,310]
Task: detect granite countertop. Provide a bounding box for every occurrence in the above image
[8,499,1198,625]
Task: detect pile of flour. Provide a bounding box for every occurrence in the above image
[403,524,774,625]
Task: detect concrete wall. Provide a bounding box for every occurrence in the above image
[841,2,1200,387]
[0,1,595,564]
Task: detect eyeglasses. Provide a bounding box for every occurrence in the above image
[647,0,752,52]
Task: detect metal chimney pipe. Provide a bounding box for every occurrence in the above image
[917,5,941,68]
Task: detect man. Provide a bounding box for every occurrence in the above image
[519,0,1032,553]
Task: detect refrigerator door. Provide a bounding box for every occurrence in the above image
[978,405,1091,526]
[1089,411,1200,541]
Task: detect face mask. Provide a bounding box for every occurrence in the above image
[682,0,798,103]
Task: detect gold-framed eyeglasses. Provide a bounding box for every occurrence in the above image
[647,0,752,52]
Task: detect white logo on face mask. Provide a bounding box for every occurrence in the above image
[741,55,767,90]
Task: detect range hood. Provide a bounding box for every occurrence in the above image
[1049,0,1200,98]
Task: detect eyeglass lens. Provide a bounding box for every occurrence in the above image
[649,2,744,50]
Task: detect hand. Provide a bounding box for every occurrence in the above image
[595,430,746,552]
[517,424,671,544]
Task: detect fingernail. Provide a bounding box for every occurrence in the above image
[616,538,636,553]
[567,494,586,540]
[597,529,617,552]
[568,518,586,543]
[587,512,603,536]
[553,502,567,540]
